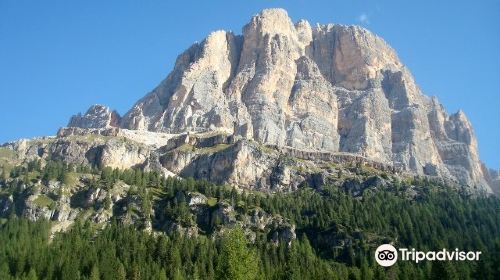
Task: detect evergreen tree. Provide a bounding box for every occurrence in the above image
[89,265,100,280]
[173,269,184,280]
[430,262,459,280]
[26,268,38,280]
[216,227,259,280]
[117,262,126,280]
[158,269,168,280]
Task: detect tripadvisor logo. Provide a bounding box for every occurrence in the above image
[375,244,398,267]
[375,244,482,267]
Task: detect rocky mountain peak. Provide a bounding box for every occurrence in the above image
[63,8,492,193]
[68,105,120,129]
[245,8,297,37]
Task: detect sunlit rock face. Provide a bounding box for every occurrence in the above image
[483,166,500,195]
[68,105,121,129]
[67,8,492,192]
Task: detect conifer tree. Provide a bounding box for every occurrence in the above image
[90,265,100,280]
[216,227,259,280]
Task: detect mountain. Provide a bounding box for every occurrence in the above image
[1,8,500,280]
[2,8,494,193]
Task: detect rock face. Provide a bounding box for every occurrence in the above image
[69,105,121,129]
[484,166,500,195]
[490,170,500,195]
[43,9,495,191]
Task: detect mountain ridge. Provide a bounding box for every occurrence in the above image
[1,8,493,193]
[66,8,491,193]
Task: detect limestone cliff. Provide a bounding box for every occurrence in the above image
[68,105,121,129]
[17,9,495,192]
[483,165,500,195]
[84,9,486,191]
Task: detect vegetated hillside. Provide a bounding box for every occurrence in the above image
[0,160,499,279]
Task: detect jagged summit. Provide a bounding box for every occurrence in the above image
[43,9,493,192]
[68,104,121,129]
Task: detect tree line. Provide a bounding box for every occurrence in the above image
[0,160,499,279]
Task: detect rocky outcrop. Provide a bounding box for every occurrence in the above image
[341,175,388,196]
[0,195,14,216]
[0,175,144,233]
[0,128,477,193]
[3,131,155,171]
[68,105,120,129]
[186,192,208,206]
[483,166,500,196]
[491,172,500,196]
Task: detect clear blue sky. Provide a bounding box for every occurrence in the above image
[1,0,499,169]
